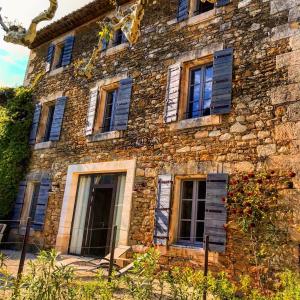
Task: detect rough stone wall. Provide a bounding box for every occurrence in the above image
[24,0,300,270]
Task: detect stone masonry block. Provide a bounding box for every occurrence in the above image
[269,84,300,105]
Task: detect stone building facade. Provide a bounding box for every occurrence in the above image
[9,0,300,271]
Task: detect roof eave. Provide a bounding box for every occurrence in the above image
[30,0,130,49]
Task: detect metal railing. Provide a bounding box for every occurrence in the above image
[0,218,119,282]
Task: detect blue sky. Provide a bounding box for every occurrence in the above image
[0,0,93,87]
[0,48,28,87]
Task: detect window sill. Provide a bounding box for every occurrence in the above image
[188,9,217,26]
[88,130,123,142]
[101,43,129,57]
[34,141,55,150]
[167,9,217,27]
[170,115,221,131]
[48,66,68,77]
[171,243,204,251]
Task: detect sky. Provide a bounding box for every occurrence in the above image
[0,0,93,87]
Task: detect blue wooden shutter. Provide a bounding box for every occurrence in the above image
[86,87,99,136]
[164,63,181,123]
[154,175,172,245]
[46,44,55,72]
[49,97,67,141]
[11,181,27,228]
[216,0,230,7]
[204,173,228,253]
[29,103,42,145]
[33,176,51,231]
[102,38,108,51]
[211,48,233,115]
[112,78,133,131]
[177,0,189,21]
[61,36,75,67]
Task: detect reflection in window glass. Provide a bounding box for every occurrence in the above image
[187,64,213,119]
[103,89,117,132]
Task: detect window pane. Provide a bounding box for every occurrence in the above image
[43,105,55,142]
[196,0,214,15]
[192,84,201,101]
[196,222,204,243]
[198,181,206,199]
[180,221,191,241]
[203,70,212,117]
[197,201,206,220]
[103,90,117,132]
[94,175,114,185]
[29,183,41,220]
[204,82,212,100]
[114,29,123,46]
[182,181,193,199]
[181,200,192,219]
[205,66,213,82]
[187,65,214,119]
[192,69,202,85]
[189,85,200,118]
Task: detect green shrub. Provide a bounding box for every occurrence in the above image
[0,248,299,299]
[273,271,300,300]
[123,248,161,300]
[15,249,75,300]
[165,267,206,300]
[0,87,33,218]
[74,271,119,300]
[207,272,238,300]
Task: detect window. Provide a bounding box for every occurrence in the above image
[52,43,65,70]
[187,64,213,119]
[36,102,56,143]
[93,85,119,134]
[87,78,133,137]
[178,180,206,246]
[101,30,127,51]
[29,183,41,220]
[113,29,127,47]
[194,0,214,15]
[30,97,67,146]
[43,104,55,142]
[46,36,74,73]
[102,89,118,132]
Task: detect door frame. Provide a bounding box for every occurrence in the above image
[56,159,136,254]
[69,174,119,256]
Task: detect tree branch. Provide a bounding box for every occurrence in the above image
[24,0,58,44]
[0,8,9,32]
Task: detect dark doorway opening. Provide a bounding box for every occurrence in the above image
[83,186,116,257]
[70,174,119,257]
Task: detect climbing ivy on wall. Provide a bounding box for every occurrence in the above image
[0,87,33,218]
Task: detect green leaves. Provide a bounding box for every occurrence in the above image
[0,87,33,218]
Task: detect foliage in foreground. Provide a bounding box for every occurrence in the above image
[0,249,299,300]
[0,87,33,218]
